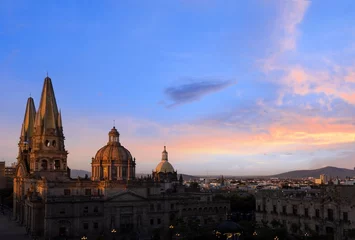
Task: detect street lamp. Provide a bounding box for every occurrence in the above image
[111,229,117,240]
[305,232,309,239]
[253,231,258,236]
[81,236,87,240]
[169,225,174,240]
[274,236,279,240]
[234,232,241,240]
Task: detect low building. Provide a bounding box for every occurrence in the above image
[255,186,355,240]
[5,163,16,178]
[0,161,5,177]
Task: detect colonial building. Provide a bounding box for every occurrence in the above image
[13,76,230,240]
[255,186,355,240]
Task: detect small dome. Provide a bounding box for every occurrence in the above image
[155,146,174,173]
[155,161,174,173]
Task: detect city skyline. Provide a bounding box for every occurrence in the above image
[1,1,355,175]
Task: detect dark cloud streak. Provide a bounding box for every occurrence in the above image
[164,79,236,108]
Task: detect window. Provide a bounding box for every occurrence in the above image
[273,205,277,213]
[93,222,98,229]
[257,205,261,212]
[150,204,154,211]
[94,206,98,213]
[60,208,65,214]
[263,204,266,212]
[316,209,320,218]
[85,189,91,196]
[157,218,161,224]
[54,160,60,170]
[282,206,286,214]
[64,189,71,196]
[171,203,175,210]
[83,223,88,230]
[150,219,154,225]
[84,206,88,214]
[328,209,334,221]
[305,208,309,217]
[343,212,348,221]
[315,225,319,233]
[157,203,162,211]
[41,160,48,170]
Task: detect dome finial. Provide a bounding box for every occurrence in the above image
[113,119,115,128]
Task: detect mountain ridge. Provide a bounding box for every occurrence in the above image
[270,166,355,179]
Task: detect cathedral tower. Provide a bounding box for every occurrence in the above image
[17,96,36,173]
[29,76,68,177]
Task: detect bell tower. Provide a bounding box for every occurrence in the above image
[29,76,68,177]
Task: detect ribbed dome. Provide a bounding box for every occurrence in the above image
[95,144,132,162]
[94,127,132,162]
[155,161,174,173]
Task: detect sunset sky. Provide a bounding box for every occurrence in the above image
[1,0,355,175]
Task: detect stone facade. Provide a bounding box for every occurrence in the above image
[255,186,355,240]
[13,76,230,240]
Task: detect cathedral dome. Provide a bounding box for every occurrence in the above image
[155,161,174,173]
[155,146,174,173]
[94,127,132,162]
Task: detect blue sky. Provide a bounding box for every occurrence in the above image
[1,0,355,175]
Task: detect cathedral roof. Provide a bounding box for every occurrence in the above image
[155,161,174,173]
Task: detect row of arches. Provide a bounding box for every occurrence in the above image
[38,159,64,171]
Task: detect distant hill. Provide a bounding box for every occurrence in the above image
[71,169,91,178]
[271,166,355,179]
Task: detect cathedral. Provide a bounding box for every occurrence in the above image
[13,76,230,240]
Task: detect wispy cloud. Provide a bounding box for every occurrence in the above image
[164,79,236,108]
[261,1,310,72]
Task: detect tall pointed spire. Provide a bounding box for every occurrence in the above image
[35,76,60,133]
[20,97,36,141]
